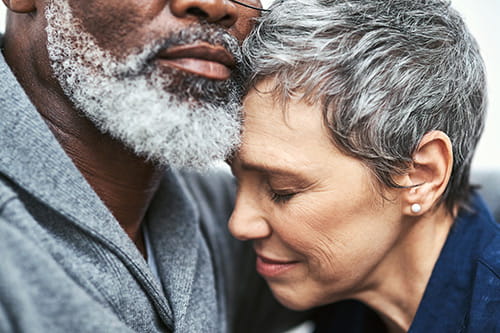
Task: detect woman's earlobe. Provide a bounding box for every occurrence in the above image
[4,0,36,13]
[402,184,428,216]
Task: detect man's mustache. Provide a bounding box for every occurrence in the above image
[115,23,242,78]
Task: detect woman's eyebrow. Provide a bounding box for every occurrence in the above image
[239,159,311,182]
[240,159,292,174]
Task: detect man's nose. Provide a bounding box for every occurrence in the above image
[229,193,272,241]
[170,0,238,27]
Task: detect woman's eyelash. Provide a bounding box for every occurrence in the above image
[270,191,296,204]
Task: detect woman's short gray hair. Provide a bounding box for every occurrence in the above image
[242,0,487,212]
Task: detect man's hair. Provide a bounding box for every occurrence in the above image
[242,0,487,212]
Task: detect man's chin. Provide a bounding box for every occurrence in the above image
[89,88,241,170]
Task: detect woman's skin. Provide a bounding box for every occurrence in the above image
[229,79,456,332]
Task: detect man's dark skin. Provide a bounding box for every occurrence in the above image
[1,0,259,255]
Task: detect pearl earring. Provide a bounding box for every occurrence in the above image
[411,203,422,214]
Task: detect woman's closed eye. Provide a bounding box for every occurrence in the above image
[270,190,297,204]
[266,176,314,204]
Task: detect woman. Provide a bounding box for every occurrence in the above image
[228,0,500,331]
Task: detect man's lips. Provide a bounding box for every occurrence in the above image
[155,43,235,80]
[255,253,300,278]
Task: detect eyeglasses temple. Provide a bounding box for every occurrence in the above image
[229,0,271,12]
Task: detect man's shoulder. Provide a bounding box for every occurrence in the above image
[174,167,238,256]
[178,167,236,223]
[179,166,236,198]
[0,206,135,333]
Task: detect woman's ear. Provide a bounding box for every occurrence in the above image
[3,0,36,13]
[398,130,453,216]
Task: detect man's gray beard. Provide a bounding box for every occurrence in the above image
[44,0,243,170]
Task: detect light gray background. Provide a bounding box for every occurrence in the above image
[1,1,498,170]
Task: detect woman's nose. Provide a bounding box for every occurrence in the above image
[229,194,271,241]
[169,0,238,27]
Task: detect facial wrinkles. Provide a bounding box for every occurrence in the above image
[283,201,343,272]
[270,165,371,263]
[45,0,244,169]
[314,233,350,277]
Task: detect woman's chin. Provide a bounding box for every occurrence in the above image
[275,296,314,312]
[270,286,324,312]
[269,280,353,312]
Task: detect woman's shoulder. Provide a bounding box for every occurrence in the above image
[456,191,499,255]
[455,191,500,286]
[467,232,500,331]
[451,192,500,331]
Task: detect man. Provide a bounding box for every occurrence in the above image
[0,0,298,331]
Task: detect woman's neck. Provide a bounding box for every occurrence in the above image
[354,206,455,332]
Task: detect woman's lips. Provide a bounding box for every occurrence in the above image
[256,254,299,278]
[155,43,235,80]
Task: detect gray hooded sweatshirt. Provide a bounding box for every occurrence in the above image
[0,47,300,332]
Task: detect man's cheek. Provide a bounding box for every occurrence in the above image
[67,3,151,53]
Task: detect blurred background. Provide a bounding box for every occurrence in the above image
[0,3,497,333]
[0,0,498,170]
